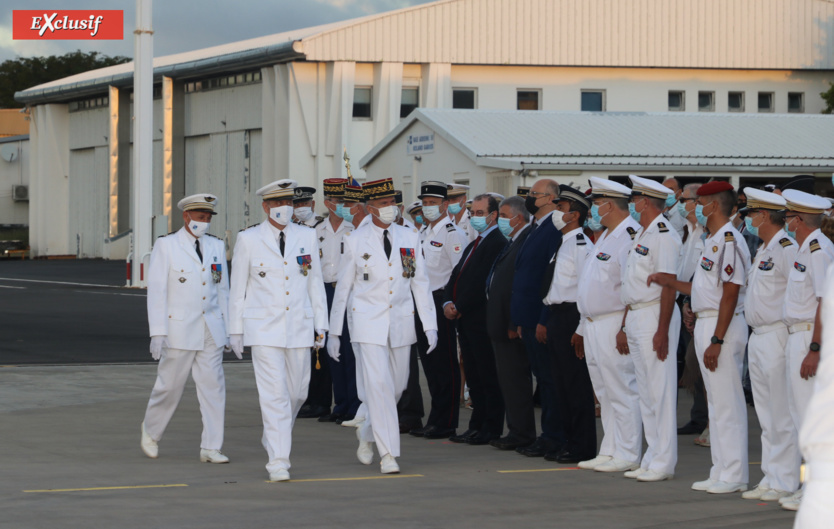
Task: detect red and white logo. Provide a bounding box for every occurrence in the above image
[13,10,124,40]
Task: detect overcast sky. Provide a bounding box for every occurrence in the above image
[0,0,436,63]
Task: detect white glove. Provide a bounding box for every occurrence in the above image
[327,334,341,362]
[150,336,167,361]
[425,330,438,354]
[314,329,326,350]
[230,334,244,360]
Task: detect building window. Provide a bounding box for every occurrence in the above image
[698,91,715,112]
[758,92,774,113]
[183,70,262,94]
[668,91,685,111]
[453,89,476,109]
[68,95,110,112]
[728,91,745,112]
[581,90,606,111]
[353,87,372,119]
[400,87,419,118]
[517,90,540,110]
[788,92,805,113]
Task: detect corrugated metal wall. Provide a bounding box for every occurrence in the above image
[302,0,834,70]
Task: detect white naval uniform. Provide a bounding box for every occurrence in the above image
[330,222,437,459]
[144,228,229,450]
[421,220,468,291]
[783,230,834,437]
[228,220,328,474]
[543,228,590,306]
[316,216,354,284]
[450,208,477,243]
[745,233,800,493]
[621,215,682,476]
[795,264,834,529]
[677,220,705,283]
[664,207,687,239]
[576,217,643,464]
[691,222,751,485]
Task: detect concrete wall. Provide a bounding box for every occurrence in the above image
[0,138,29,226]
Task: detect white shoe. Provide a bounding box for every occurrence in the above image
[380,454,399,474]
[341,416,366,428]
[760,489,791,502]
[595,458,640,473]
[694,427,710,447]
[637,470,673,482]
[624,467,647,479]
[782,497,802,511]
[741,482,769,500]
[200,449,229,464]
[578,455,612,470]
[707,481,747,494]
[141,423,158,459]
[269,469,290,482]
[692,478,717,491]
[357,441,374,465]
[780,489,802,506]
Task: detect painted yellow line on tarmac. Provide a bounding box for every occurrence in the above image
[273,474,424,483]
[498,467,580,474]
[24,484,188,493]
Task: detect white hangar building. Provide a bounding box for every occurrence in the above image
[15,0,834,259]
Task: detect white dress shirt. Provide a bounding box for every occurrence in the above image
[316,216,354,283]
[544,227,590,305]
[745,233,796,328]
[782,229,834,326]
[621,215,681,306]
[676,220,705,282]
[420,218,469,291]
[690,222,750,314]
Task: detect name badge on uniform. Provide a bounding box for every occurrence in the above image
[758,258,774,271]
[297,255,312,276]
[400,248,416,278]
[430,241,443,247]
[635,244,649,256]
[211,263,222,283]
[794,261,807,273]
[700,256,714,271]
[596,252,611,261]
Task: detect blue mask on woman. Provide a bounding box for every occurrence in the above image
[628,202,641,223]
[744,216,759,237]
[666,194,677,208]
[695,204,708,227]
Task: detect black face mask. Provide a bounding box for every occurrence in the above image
[525,195,539,215]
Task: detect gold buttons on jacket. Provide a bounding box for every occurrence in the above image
[202,282,206,285]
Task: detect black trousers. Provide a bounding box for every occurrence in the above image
[397,341,424,425]
[324,282,360,418]
[458,310,504,435]
[491,336,536,444]
[547,302,597,460]
[415,290,461,430]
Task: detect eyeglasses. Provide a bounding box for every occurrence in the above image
[528,191,551,198]
[678,198,696,204]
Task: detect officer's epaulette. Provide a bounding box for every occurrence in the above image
[810,239,822,253]
[657,222,669,233]
[445,222,456,233]
[239,224,258,232]
[724,231,735,243]
[626,226,636,240]
[205,234,222,240]
[779,237,793,248]
[576,233,586,245]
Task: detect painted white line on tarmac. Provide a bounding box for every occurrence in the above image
[74,290,146,297]
[24,484,188,493]
[498,467,581,473]
[276,474,424,483]
[0,277,127,289]
[0,284,26,289]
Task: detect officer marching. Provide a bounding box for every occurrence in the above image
[141,193,233,464]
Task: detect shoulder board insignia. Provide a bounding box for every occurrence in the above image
[445,223,456,232]
[626,226,636,240]
[810,239,822,253]
[657,222,669,233]
[239,224,258,232]
[576,233,586,245]
[724,231,735,243]
[779,237,793,247]
[206,234,221,240]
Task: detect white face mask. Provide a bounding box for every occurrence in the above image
[551,210,567,231]
[294,206,314,222]
[270,205,294,226]
[373,205,398,225]
[187,217,210,238]
[422,205,442,222]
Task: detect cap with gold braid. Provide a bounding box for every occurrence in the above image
[363,178,396,201]
[628,174,673,200]
[783,189,830,215]
[407,200,422,214]
[343,181,364,203]
[178,193,218,215]
[741,187,786,212]
[589,176,631,199]
[256,179,297,200]
[447,183,470,198]
[323,178,347,198]
[516,186,531,198]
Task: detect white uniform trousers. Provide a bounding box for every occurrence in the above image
[352,342,370,431]
[626,303,680,475]
[693,313,749,484]
[143,323,226,450]
[794,461,834,529]
[354,342,410,458]
[584,312,642,463]
[786,329,815,433]
[748,326,801,492]
[251,346,310,473]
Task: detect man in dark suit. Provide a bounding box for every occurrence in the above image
[443,194,508,445]
[510,179,566,457]
[486,195,536,450]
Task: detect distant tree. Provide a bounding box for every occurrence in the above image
[822,82,834,114]
[0,50,130,109]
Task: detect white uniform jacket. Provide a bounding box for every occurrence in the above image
[228,220,328,348]
[329,222,437,348]
[147,228,229,351]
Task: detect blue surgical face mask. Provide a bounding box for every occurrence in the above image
[695,204,708,227]
[590,204,604,224]
[341,205,355,223]
[785,217,797,239]
[744,215,759,237]
[448,202,462,215]
[415,215,423,226]
[497,217,515,238]
[628,202,641,223]
[470,214,489,233]
[676,200,688,219]
[586,216,603,232]
[422,205,442,222]
[335,203,345,218]
[665,194,677,208]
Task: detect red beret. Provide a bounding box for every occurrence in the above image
[696,181,734,196]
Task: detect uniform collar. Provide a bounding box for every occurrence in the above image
[562,227,583,241]
[799,228,823,250]
[706,221,735,243]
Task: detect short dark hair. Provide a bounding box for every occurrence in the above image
[473,194,499,215]
[714,190,736,216]
[609,197,629,212]
[567,201,588,225]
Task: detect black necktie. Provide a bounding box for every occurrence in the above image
[279,231,285,256]
[195,239,202,262]
[383,229,391,259]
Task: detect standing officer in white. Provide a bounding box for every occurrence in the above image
[228,179,328,482]
[447,183,476,243]
[650,181,751,494]
[328,178,438,474]
[779,189,834,510]
[142,194,233,464]
[738,187,800,502]
[619,175,682,482]
[574,177,642,473]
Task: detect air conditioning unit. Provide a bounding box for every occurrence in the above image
[12,185,29,202]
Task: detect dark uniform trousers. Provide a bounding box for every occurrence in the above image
[547,302,596,459]
[416,289,461,430]
[324,282,360,418]
[459,309,504,435]
[397,339,425,427]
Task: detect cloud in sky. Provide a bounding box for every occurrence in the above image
[0,0,435,62]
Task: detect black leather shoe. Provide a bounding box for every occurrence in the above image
[400,420,422,434]
[467,432,500,445]
[449,429,479,443]
[545,449,582,463]
[516,439,550,457]
[317,413,342,423]
[409,425,432,437]
[297,405,330,419]
[423,427,456,439]
[677,421,706,435]
[490,436,533,451]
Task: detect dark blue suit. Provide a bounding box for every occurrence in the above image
[510,213,565,448]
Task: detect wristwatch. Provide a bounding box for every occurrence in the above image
[710,335,724,345]
[810,342,821,352]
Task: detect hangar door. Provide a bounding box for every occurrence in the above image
[69,147,108,258]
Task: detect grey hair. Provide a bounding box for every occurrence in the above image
[500,195,530,222]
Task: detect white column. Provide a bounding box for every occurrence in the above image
[132,0,154,287]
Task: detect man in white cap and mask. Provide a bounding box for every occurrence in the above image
[228,179,329,482]
[448,183,477,243]
[142,193,233,464]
